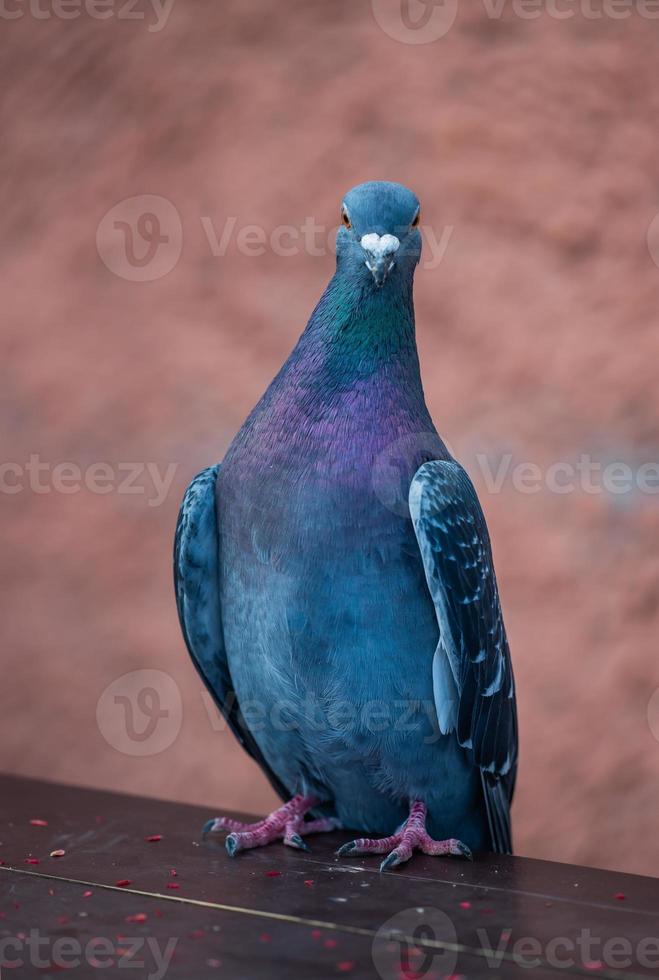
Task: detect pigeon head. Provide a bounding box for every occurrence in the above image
[336,181,421,289]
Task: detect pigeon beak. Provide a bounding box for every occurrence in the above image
[361,233,400,287]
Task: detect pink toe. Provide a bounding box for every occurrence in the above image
[380,844,414,870]
[218,796,333,855]
[212,816,262,833]
[340,834,401,856]
[232,826,279,851]
[420,835,472,859]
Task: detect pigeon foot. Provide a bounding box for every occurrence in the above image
[202,795,341,855]
[336,800,473,872]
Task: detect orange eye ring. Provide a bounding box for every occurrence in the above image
[341,207,352,229]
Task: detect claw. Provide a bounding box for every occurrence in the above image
[202,818,217,838]
[336,801,474,872]
[380,850,401,872]
[203,796,339,857]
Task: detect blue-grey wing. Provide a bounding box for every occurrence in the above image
[409,459,518,853]
[173,464,288,801]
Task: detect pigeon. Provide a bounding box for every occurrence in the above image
[174,181,518,871]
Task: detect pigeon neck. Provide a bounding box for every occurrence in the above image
[299,270,419,376]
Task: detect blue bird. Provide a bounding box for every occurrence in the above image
[174,181,518,870]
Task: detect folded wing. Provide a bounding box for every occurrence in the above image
[409,460,518,853]
[174,464,288,800]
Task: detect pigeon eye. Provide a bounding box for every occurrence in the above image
[341,207,352,230]
[411,209,421,229]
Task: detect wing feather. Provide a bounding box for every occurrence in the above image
[174,464,288,801]
[409,460,518,853]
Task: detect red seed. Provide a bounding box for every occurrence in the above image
[338,963,355,973]
[304,879,314,887]
[25,858,39,865]
[311,929,322,940]
[614,892,626,901]
[169,869,178,877]
[29,819,48,827]
[57,915,69,925]
[83,890,93,898]
[166,883,180,890]
[125,912,147,924]
[259,933,272,943]
[324,939,337,949]
[144,835,162,843]
[265,870,281,878]
[459,901,471,909]
[116,879,132,888]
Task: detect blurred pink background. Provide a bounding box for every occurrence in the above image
[3,0,659,877]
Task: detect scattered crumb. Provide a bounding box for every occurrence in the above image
[125,913,147,924]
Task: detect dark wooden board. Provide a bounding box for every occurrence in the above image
[1,775,658,979]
